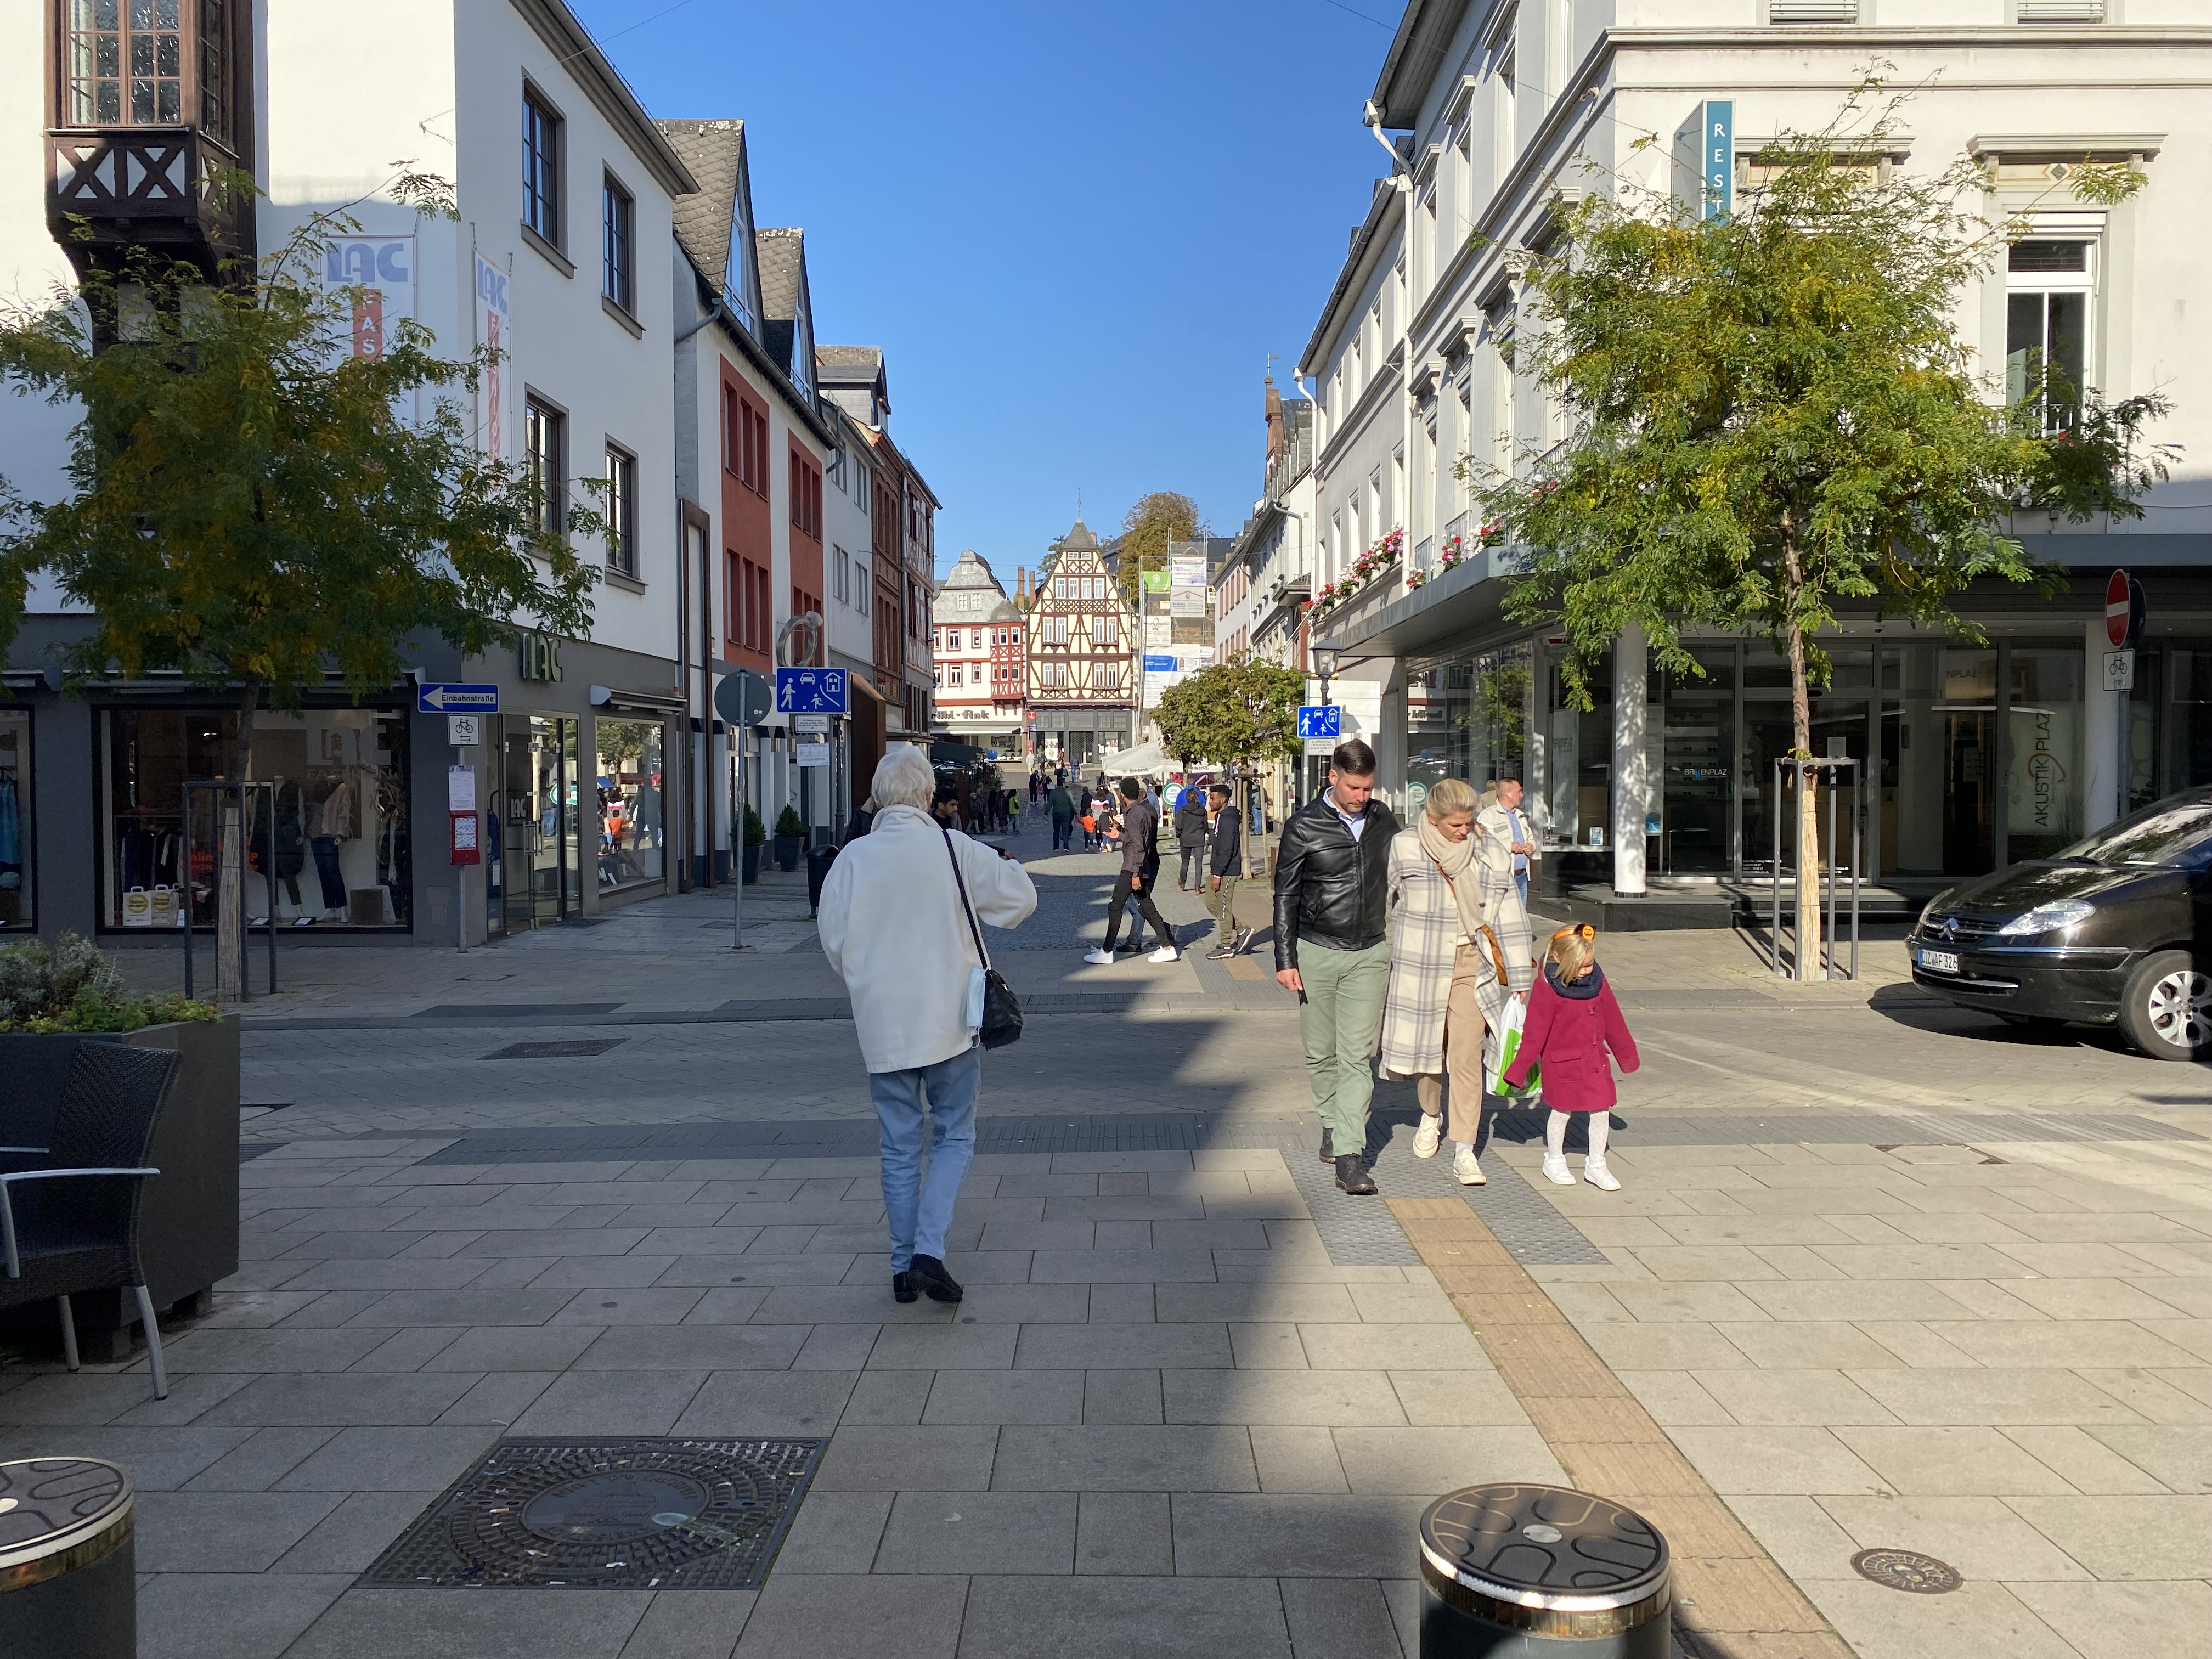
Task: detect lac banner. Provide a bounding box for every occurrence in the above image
[323,235,415,363]
[473,251,512,461]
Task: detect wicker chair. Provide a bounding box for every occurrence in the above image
[0,1042,181,1399]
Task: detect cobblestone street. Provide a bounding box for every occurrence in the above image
[11,811,2212,1658]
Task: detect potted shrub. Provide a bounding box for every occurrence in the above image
[740,804,767,884]
[773,804,806,872]
[0,933,235,1361]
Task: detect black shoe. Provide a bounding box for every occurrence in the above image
[1319,1128,1335,1165]
[1207,942,1233,959]
[892,1272,918,1304]
[909,1252,964,1303]
[1335,1154,1378,1196]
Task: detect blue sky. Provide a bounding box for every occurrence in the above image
[570,0,1400,576]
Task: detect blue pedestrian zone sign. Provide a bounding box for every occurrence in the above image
[775,666,849,715]
[417,682,499,714]
[1296,704,1342,740]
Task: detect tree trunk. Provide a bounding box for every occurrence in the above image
[1781,541,1822,980]
[217,681,258,1003]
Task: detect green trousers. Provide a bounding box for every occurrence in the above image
[1208,875,1240,938]
[1297,937,1391,1154]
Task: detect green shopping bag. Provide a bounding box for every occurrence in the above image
[1487,996,1539,1097]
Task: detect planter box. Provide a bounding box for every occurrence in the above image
[742,844,761,884]
[772,835,802,872]
[0,1016,240,1362]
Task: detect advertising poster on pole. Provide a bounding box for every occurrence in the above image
[323,235,415,362]
[473,251,511,460]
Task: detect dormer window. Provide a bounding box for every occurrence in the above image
[722,218,754,330]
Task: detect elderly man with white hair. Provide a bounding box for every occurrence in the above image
[819,745,1037,1304]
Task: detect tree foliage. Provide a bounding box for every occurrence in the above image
[1469,81,2173,720]
[1113,490,1209,607]
[1153,656,1307,769]
[0,188,601,757]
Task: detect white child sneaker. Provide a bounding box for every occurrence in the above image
[1412,1116,1442,1159]
[1542,1155,1575,1186]
[1584,1159,1622,1192]
[1148,944,1180,963]
[1082,947,1114,966]
[1454,1147,1486,1186]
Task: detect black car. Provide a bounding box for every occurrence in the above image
[1908,788,2212,1060]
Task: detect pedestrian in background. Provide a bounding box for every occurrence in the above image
[819,746,1038,1304]
[1086,776,1178,964]
[1378,777,1533,1186]
[1479,777,1539,909]
[1204,781,1247,957]
[1175,782,1211,891]
[1048,778,1076,850]
[1503,923,1639,1192]
[1273,739,1398,1195]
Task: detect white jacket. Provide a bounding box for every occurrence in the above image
[817,804,1038,1073]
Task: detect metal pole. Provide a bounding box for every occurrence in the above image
[1770,759,1782,975]
[1850,760,1861,981]
[455,750,469,956]
[182,785,195,1000]
[732,731,747,951]
[262,782,277,996]
[1825,763,1838,981]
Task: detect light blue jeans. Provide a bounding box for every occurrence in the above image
[868,1045,981,1272]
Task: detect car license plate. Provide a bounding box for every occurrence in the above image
[1917,949,1960,974]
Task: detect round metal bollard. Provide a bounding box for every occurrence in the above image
[0,1458,136,1659]
[1418,1483,1669,1658]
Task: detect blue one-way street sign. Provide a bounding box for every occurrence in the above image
[417,682,500,714]
[1296,704,1342,740]
[775,666,849,715]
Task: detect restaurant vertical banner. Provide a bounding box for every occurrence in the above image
[473,251,511,459]
[323,235,415,361]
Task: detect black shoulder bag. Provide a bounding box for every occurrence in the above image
[943,830,1024,1049]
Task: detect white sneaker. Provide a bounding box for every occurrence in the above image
[1148,944,1180,963]
[1454,1147,1486,1186]
[1412,1116,1442,1159]
[1584,1159,1622,1192]
[1082,947,1115,965]
[1542,1155,1575,1186]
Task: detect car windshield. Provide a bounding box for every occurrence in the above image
[2056,801,2212,869]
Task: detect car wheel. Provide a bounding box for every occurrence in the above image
[2119,950,2212,1061]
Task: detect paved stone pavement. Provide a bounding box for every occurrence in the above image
[9,805,2212,1656]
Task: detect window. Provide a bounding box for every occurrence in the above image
[726,393,768,495]
[729,554,771,656]
[602,173,634,313]
[789,452,822,539]
[949,666,963,687]
[1096,663,1120,691]
[65,0,180,126]
[970,629,983,650]
[0,710,30,931]
[1097,613,1119,647]
[2007,240,2092,430]
[523,397,563,538]
[603,445,637,575]
[834,546,850,605]
[1493,50,1517,187]
[522,89,562,247]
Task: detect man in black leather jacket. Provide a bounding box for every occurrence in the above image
[1273,738,1398,1194]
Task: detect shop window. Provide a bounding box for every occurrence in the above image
[0,712,29,930]
[101,707,410,932]
[595,719,664,893]
[2007,647,2084,861]
[2006,240,2092,430]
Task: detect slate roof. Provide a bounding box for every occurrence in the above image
[657,119,744,289]
[816,345,882,385]
[756,228,805,323]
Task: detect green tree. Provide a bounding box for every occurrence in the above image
[0,185,600,994]
[1468,86,2173,973]
[1154,657,1306,876]
[1113,490,1209,607]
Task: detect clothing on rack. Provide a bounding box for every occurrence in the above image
[311,836,346,911]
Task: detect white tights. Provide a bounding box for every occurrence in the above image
[1545,1109,1609,1163]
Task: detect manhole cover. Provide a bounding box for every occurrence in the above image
[1852,1548,1962,1594]
[483,1039,629,1061]
[360,1437,824,1589]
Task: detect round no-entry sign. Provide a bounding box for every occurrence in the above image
[2107,569,2132,648]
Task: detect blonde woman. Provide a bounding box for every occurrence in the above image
[1378,777,1535,1184]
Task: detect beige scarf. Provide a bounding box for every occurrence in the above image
[1415,812,1491,949]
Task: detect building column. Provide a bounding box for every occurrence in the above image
[2083,616,2124,833]
[1612,623,1648,896]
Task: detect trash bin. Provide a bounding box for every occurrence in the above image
[805,842,840,913]
[0,1458,136,1659]
[1418,1483,1669,1658]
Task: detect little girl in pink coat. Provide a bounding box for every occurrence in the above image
[1502,924,1640,1191]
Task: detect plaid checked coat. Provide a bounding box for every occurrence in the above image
[1378,823,1536,1079]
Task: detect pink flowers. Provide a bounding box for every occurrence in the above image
[1313,528,1405,616]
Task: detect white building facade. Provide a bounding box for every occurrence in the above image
[930,551,1026,758]
[1302,0,2212,901]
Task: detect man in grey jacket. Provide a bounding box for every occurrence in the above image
[1085,777,1178,964]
